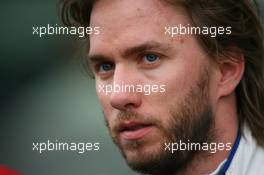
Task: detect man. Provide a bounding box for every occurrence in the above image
[60,0,264,174]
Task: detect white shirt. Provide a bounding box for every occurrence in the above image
[210,125,264,175]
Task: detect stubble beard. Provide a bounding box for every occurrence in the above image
[104,68,216,175]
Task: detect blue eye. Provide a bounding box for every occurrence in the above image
[143,54,159,63]
[99,63,114,72]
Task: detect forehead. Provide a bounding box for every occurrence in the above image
[89,0,190,54]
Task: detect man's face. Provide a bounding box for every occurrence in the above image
[89,0,217,174]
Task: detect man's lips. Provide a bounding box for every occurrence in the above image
[118,121,154,140]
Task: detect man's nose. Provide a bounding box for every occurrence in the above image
[110,67,142,111]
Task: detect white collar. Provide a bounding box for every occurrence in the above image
[209,125,264,175]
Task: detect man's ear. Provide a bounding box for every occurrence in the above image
[216,52,245,98]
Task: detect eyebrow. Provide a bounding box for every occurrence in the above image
[87,54,112,64]
[122,41,170,57]
[88,41,171,63]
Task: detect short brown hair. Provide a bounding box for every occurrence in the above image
[59,0,264,146]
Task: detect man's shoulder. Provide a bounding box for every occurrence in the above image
[227,125,264,175]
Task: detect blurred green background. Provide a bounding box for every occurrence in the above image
[0,1,263,175]
[0,0,138,175]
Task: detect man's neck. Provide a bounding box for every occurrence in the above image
[179,95,239,175]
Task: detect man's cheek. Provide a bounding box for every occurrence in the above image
[101,104,115,125]
[96,84,105,94]
[96,86,110,107]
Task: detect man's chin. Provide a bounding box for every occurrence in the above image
[120,140,168,174]
[118,137,194,175]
